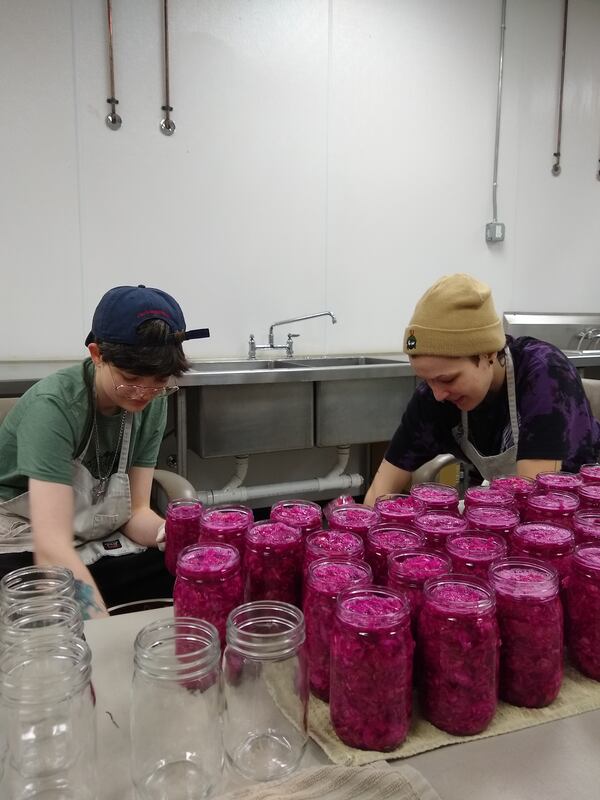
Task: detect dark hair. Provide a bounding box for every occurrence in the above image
[97,319,190,377]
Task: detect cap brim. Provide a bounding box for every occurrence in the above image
[84,332,95,346]
[183,328,210,340]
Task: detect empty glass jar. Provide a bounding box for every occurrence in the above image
[0,565,75,612]
[0,636,97,799]
[418,575,499,735]
[222,601,308,782]
[164,499,203,576]
[303,557,372,701]
[489,558,563,707]
[131,618,223,800]
[329,586,414,751]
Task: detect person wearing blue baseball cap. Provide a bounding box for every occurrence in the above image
[0,285,209,618]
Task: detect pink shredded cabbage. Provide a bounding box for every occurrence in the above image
[446,533,507,579]
[567,545,600,680]
[199,506,253,558]
[464,486,515,509]
[410,482,459,512]
[328,505,379,539]
[577,483,600,510]
[304,530,365,579]
[536,471,582,493]
[491,475,536,514]
[271,499,323,535]
[164,502,203,575]
[244,522,303,606]
[304,559,372,701]
[365,526,425,584]
[387,551,452,633]
[173,544,242,645]
[525,491,580,526]
[579,464,600,485]
[418,580,499,735]
[511,523,575,584]
[414,511,468,550]
[490,561,563,707]
[374,494,425,526]
[572,511,600,545]
[330,590,414,751]
[465,505,520,538]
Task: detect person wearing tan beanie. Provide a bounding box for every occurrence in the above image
[364,274,600,503]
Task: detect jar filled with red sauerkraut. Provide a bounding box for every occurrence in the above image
[410,482,459,512]
[303,529,365,581]
[577,483,600,510]
[464,486,515,510]
[579,464,600,486]
[173,543,243,645]
[418,575,499,735]
[328,504,379,542]
[199,504,253,560]
[566,544,600,681]
[491,475,536,515]
[572,511,600,546]
[387,550,452,634]
[330,587,414,751]
[524,491,580,528]
[445,533,507,579]
[164,499,203,576]
[535,471,583,494]
[270,499,323,536]
[304,558,372,701]
[510,522,575,587]
[374,493,425,529]
[244,521,303,606]
[465,505,520,539]
[489,558,563,707]
[413,511,468,551]
[365,524,425,585]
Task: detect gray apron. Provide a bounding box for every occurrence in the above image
[0,413,146,565]
[451,347,519,481]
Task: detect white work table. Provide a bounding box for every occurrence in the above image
[85,609,600,800]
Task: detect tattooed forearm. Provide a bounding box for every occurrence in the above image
[74,579,105,620]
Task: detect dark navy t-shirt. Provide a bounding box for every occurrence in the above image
[385,336,600,474]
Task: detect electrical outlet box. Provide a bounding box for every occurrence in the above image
[485,222,505,242]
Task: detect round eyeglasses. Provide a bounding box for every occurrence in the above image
[109,365,179,400]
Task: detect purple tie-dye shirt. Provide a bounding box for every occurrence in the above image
[386,336,600,474]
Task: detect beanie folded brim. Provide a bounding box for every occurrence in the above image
[403,320,506,357]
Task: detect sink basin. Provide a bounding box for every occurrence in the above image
[288,356,404,367]
[563,350,600,357]
[188,359,302,372]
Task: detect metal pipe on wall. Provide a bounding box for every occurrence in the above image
[196,473,364,507]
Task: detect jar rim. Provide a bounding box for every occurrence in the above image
[423,574,495,613]
[305,529,363,552]
[226,601,305,659]
[306,557,372,592]
[176,542,240,579]
[513,522,574,547]
[335,585,410,628]
[387,549,452,584]
[134,617,220,680]
[488,556,559,597]
[0,565,75,604]
[367,523,425,545]
[572,543,600,574]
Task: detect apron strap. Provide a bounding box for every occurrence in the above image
[117,413,133,474]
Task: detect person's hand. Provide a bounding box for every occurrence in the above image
[156,523,166,551]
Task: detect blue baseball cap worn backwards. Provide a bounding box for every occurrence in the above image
[85,285,210,346]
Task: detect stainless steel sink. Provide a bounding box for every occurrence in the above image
[288,356,403,367]
[187,359,303,372]
[563,350,600,357]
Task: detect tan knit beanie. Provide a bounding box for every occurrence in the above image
[403,273,506,357]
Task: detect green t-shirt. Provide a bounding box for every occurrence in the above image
[0,360,167,501]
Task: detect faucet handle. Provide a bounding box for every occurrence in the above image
[286,332,300,357]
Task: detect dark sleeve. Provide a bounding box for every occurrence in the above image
[385,383,462,471]
[514,343,593,464]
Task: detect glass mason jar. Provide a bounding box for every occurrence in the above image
[579,463,600,485]
[414,510,468,551]
[222,601,308,782]
[199,504,253,560]
[418,575,499,735]
[410,482,459,512]
[491,475,536,515]
[0,565,75,612]
[164,498,203,576]
[173,543,243,646]
[387,550,452,635]
[270,499,323,537]
[536,470,583,494]
[304,558,372,701]
[374,493,425,528]
[244,521,303,607]
[131,618,222,800]
[577,482,600,510]
[323,495,355,522]
[0,636,96,799]
[328,503,379,542]
[524,491,580,528]
[489,558,563,707]
[572,510,600,545]
[365,523,425,585]
[303,529,365,582]
[445,533,507,579]
[510,522,575,588]
[566,544,600,680]
[464,486,515,510]
[0,596,83,648]
[330,587,414,751]
[465,505,520,539]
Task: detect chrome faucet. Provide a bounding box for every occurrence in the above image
[576,328,600,352]
[248,311,337,359]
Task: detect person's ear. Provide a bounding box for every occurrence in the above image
[88,343,102,366]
